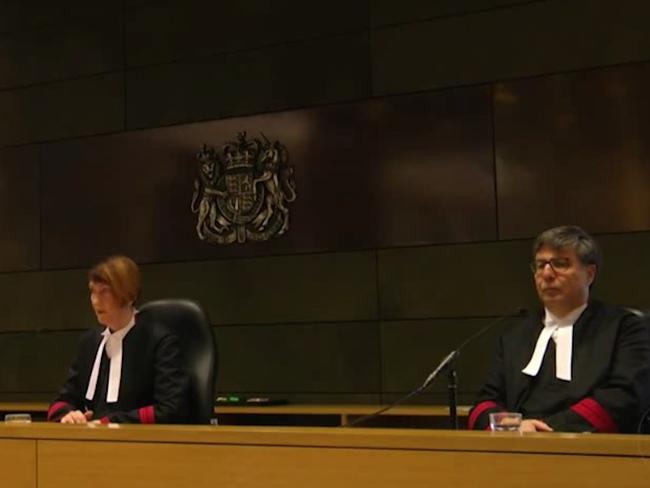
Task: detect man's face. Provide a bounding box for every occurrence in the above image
[532,245,596,315]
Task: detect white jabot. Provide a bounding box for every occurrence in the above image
[85,314,136,403]
[521,304,587,381]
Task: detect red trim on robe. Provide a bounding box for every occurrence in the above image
[468,401,500,430]
[570,397,618,433]
[47,401,72,421]
[138,405,155,424]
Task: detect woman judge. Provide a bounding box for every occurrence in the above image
[48,255,189,424]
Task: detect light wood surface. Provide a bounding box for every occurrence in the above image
[0,402,470,426]
[0,402,470,415]
[38,439,650,488]
[0,422,648,456]
[1,423,650,487]
[0,402,49,413]
[214,403,471,416]
[0,439,36,488]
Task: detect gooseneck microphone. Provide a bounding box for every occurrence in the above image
[344,308,528,428]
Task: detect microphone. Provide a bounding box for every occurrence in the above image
[420,307,528,390]
[420,350,458,391]
[344,307,527,428]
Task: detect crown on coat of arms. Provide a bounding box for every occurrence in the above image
[223,132,259,171]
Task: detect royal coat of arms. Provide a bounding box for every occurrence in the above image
[191,132,297,244]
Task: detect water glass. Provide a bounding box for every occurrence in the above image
[489,412,522,432]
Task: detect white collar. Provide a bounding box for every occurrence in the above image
[86,312,136,403]
[543,304,587,329]
[522,303,587,381]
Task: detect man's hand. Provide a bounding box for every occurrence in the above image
[519,419,553,432]
[60,410,93,424]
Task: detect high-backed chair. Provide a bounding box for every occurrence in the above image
[624,308,650,434]
[138,299,217,424]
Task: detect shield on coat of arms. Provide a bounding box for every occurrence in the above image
[218,172,264,225]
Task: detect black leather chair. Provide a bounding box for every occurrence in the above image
[138,299,217,424]
[624,308,650,434]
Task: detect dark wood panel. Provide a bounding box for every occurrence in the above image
[369,86,495,246]
[126,0,369,67]
[370,0,533,27]
[380,317,517,399]
[0,18,123,89]
[0,269,93,333]
[0,73,124,146]
[0,0,121,34]
[0,330,83,394]
[496,62,650,238]
[215,322,381,394]
[126,33,371,129]
[372,0,650,96]
[42,86,494,267]
[141,252,378,325]
[378,240,538,319]
[0,147,40,272]
[592,231,650,310]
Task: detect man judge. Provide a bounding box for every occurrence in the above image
[469,226,650,433]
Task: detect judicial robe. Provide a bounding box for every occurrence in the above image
[48,314,190,424]
[468,301,650,432]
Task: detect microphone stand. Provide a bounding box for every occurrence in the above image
[420,349,460,429]
[344,309,526,428]
[346,349,461,428]
[448,368,458,430]
[418,308,526,429]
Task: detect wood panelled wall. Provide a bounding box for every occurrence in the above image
[1,0,650,405]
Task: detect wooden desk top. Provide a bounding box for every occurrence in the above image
[0,402,470,416]
[3,424,650,488]
[0,402,49,412]
[215,403,471,415]
[0,422,648,457]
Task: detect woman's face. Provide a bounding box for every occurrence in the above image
[89,281,126,327]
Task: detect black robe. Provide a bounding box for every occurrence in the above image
[48,314,190,424]
[468,301,650,433]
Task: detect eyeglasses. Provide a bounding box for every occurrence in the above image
[530,258,572,274]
